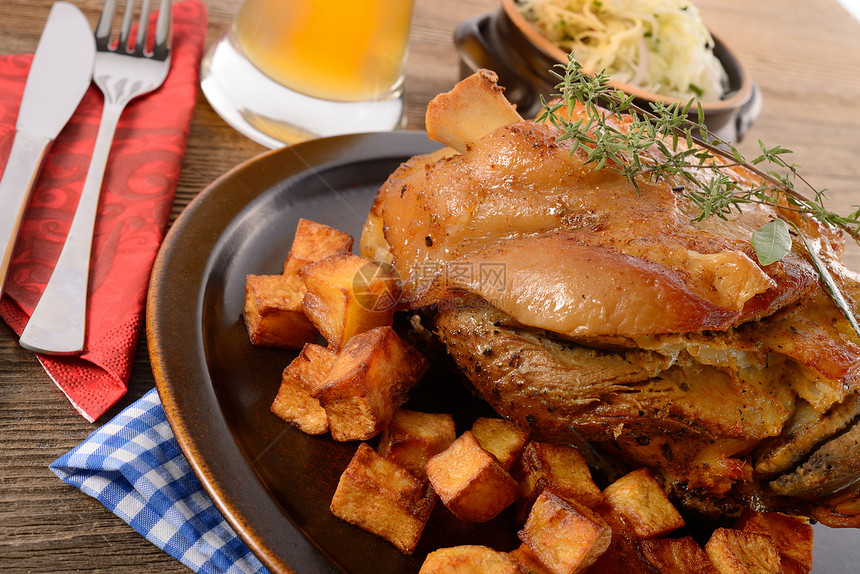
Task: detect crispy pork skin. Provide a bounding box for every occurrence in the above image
[444,235,740,337]
[369,120,825,339]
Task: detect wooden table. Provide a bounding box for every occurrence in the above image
[0,0,858,571]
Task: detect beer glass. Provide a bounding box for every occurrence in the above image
[201,0,415,148]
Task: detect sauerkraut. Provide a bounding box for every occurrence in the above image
[518,0,728,101]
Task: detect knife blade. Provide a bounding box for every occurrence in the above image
[0,2,95,297]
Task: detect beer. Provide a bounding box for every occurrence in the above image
[235,0,414,102]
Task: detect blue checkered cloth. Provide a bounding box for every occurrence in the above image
[50,388,269,574]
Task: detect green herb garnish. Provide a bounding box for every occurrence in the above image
[752,218,791,266]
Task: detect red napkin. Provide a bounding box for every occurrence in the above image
[0,0,208,422]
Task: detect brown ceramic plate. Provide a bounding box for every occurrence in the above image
[146,131,857,573]
[146,131,518,574]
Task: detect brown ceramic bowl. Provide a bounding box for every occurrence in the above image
[455,0,761,141]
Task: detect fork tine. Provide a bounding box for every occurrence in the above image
[118,0,136,53]
[95,0,118,49]
[153,0,172,61]
[134,0,152,55]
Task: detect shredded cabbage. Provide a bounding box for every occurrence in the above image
[518,0,728,101]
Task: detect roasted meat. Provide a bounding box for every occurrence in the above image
[360,70,860,526]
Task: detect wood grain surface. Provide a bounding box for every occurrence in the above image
[0,0,859,572]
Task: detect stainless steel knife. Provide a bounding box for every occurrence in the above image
[0,2,95,297]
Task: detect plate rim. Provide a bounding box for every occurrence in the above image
[146,130,442,573]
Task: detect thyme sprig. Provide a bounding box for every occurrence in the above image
[536,54,860,337]
[536,54,860,243]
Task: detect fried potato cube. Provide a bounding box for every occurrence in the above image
[640,536,717,574]
[508,543,553,574]
[587,509,656,574]
[283,218,354,275]
[270,343,335,434]
[244,273,317,348]
[518,489,611,574]
[425,69,523,154]
[425,430,520,522]
[600,468,685,539]
[377,409,456,481]
[519,441,603,509]
[704,528,783,574]
[736,510,813,574]
[301,253,399,349]
[313,326,428,441]
[470,417,529,471]
[419,545,521,573]
[331,443,435,554]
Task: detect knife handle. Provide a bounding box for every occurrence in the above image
[19,103,123,355]
[0,130,53,297]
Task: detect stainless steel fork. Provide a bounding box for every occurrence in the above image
[19,0,172,354]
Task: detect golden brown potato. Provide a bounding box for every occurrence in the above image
[419,545,521,573]
[425,430,520,522]
[640,536,718,574]
[470,417,529,471]
[588,467,691,574]
[243,273,317,349]
[736,510,813,574]
[331,443,436,554]
[301,253,399,349]
[518,489,611,574]
[704,528,783,574]
[599,468,685,539]
[777,557,810,574]
[587,508,655,574]
[283,218,354,275]
[508,543,553,574]
[377,409,456,481]
[425,68,523,154]
[518,441,603,510]
[312,326,428,441]
[270,343,335,434]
